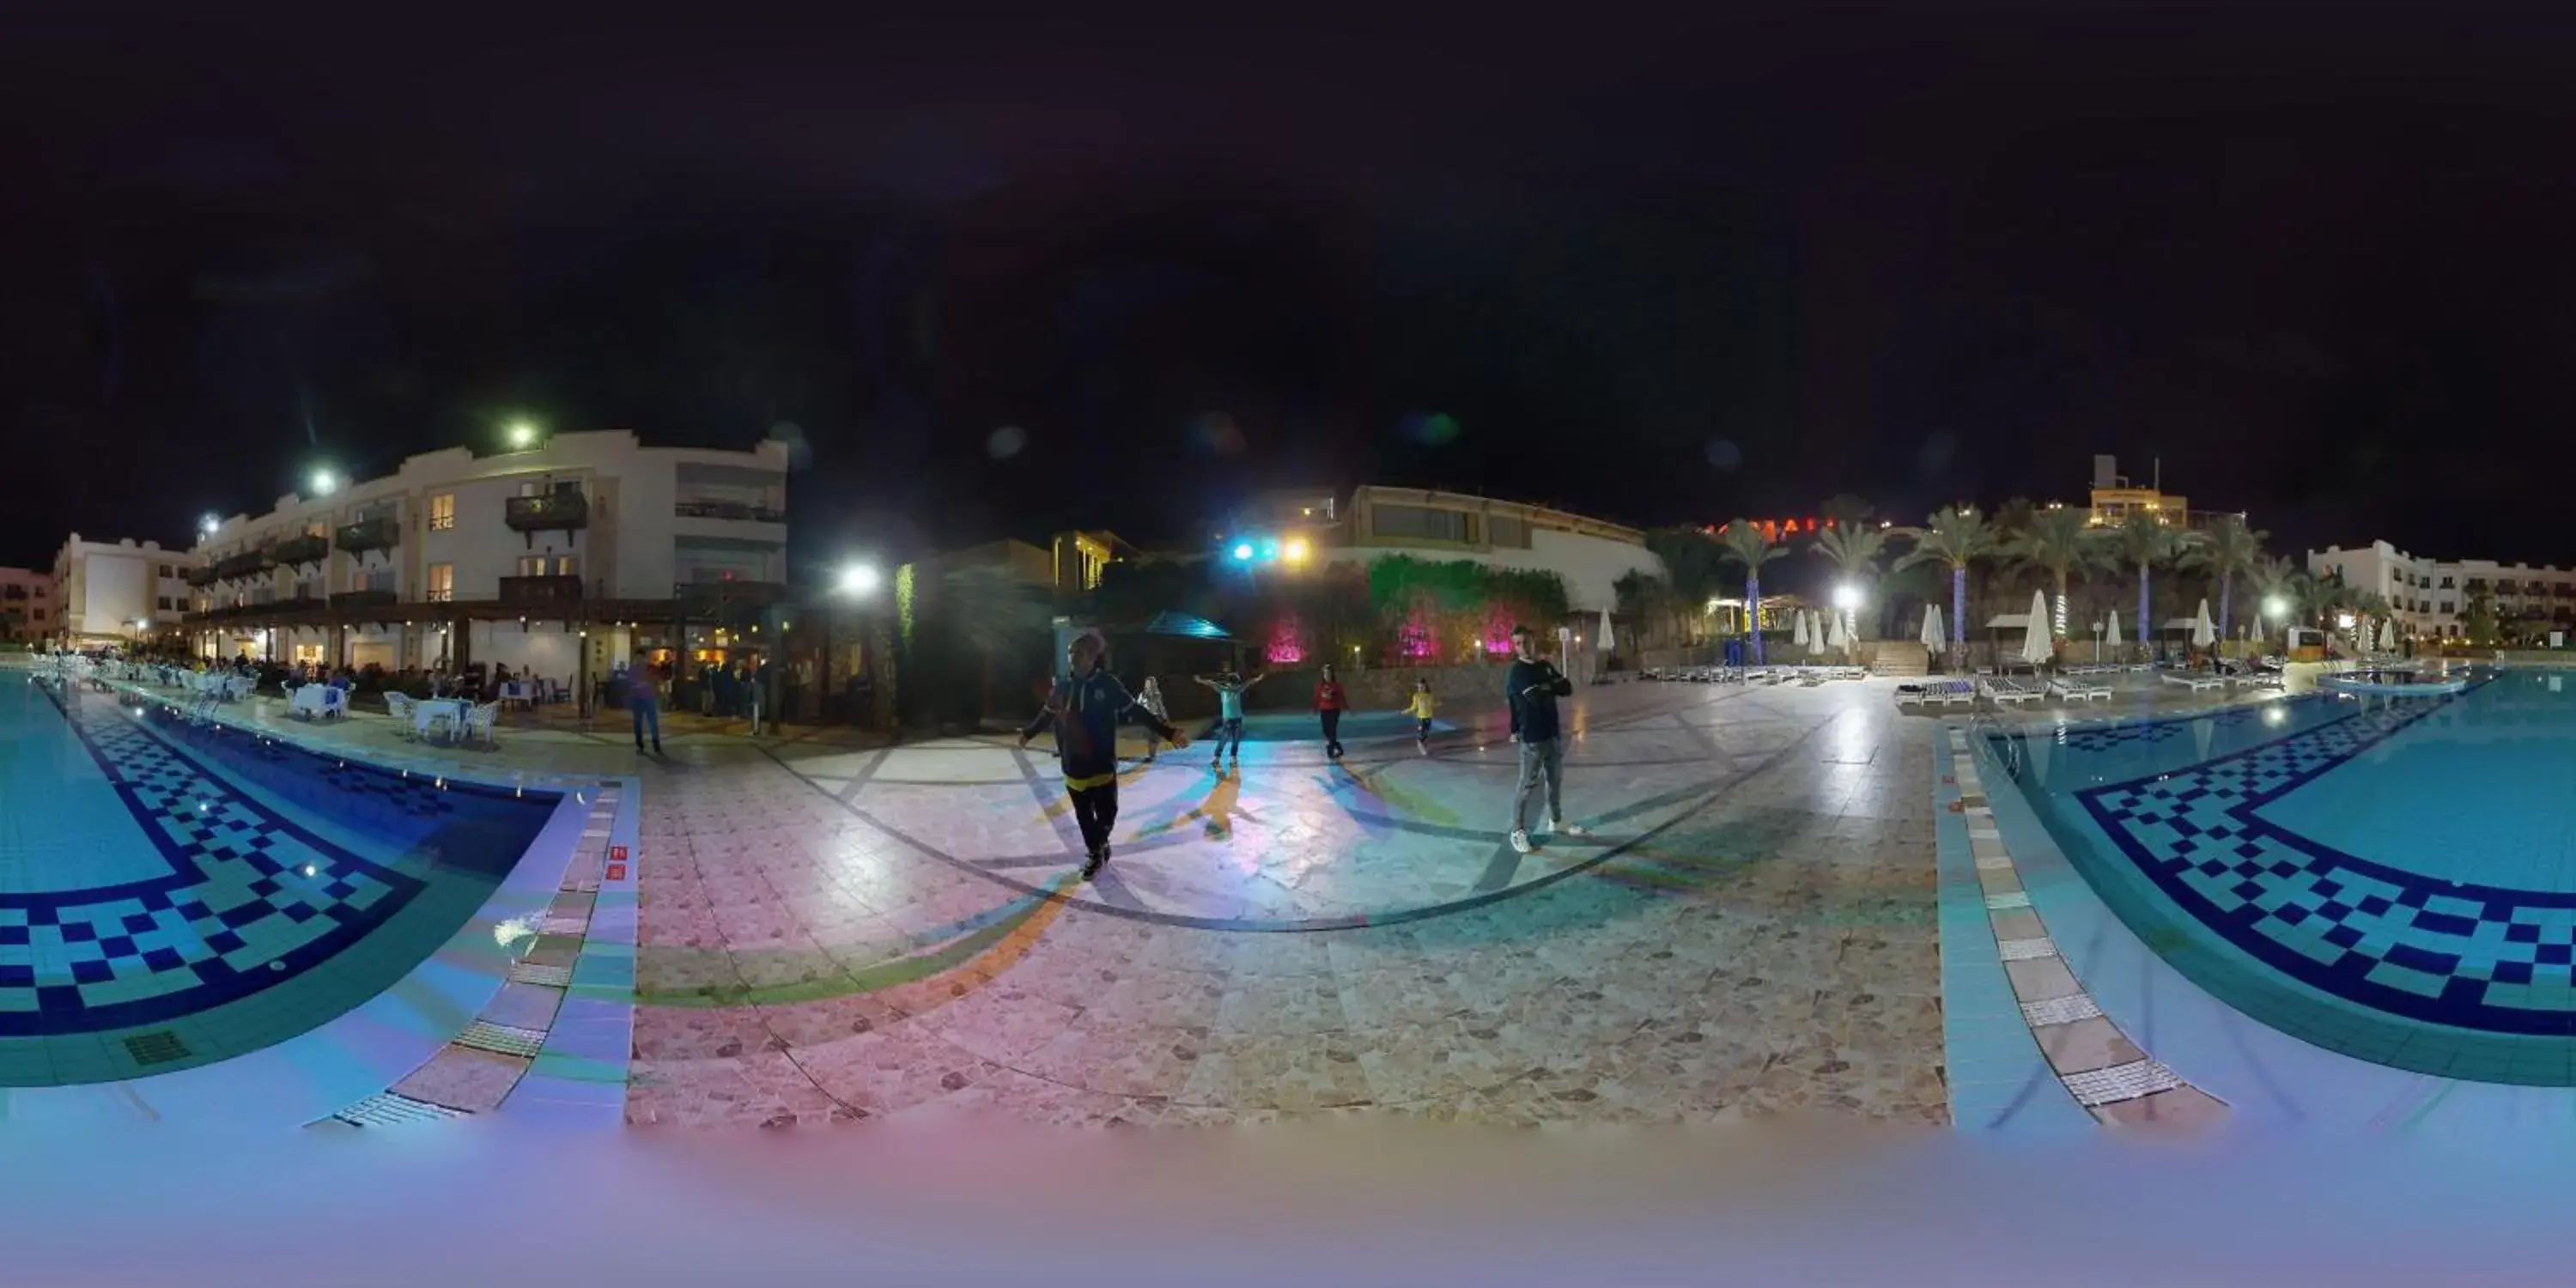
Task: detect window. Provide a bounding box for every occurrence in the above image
[517,555,548,577]
[29,609,41,623]
[428,494,456,531]
[1370,503,1470,544]
[2439,576,2455,589]
[158,563,175,578]
[427,563,454,602]
[1486,516,1531,549]
[155,596,173,611]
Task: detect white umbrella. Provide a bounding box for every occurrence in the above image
[1826,608,1848,653]
[2191,598,2216,650]
[2104,611,2123,651]
[1792,610,1811,649]
[2378,618,2396,653]
[1921,604,1945,654]
[2020,589,2052,666]
[1598,606,1615,653]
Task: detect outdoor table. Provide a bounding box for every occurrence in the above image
[415,697,469,741]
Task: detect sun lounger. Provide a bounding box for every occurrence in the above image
[2048,676,2112,702]
[1895,679,1977,708]
[2160,672,2227,693]
[1979,677,2044,706]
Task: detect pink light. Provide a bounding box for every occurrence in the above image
[1264,615,1306,665]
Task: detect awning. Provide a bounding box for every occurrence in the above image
[1141,611,1235,641]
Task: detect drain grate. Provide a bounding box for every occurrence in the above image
[124,1030,193,1066]
[509,961,574,987]
[455,1020,549,1058]
[330,1092,468,1128]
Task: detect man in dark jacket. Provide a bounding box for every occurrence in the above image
[1504,623,1587,854]
[1020,631,1189,878]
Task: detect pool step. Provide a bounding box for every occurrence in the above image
[330,1091,469,1128]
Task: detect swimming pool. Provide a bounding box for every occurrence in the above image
[1990,668,2576,1085]
[0,673,562,1086]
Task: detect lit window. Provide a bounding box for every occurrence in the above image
[428,494,456,532]
[428,563,454,602]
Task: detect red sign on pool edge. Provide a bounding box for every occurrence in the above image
[606,862,628,881]
[611,845,628,863]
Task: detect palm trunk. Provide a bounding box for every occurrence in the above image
[2053,568,2069,639]
[1949,567,1966,667]
[2135,565,2151,661]
[1747,574,1765,665]
[2217,570,2234,650]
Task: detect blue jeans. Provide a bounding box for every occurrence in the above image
[630,700,661,747]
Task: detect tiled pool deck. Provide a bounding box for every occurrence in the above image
[48,654,2549,1138]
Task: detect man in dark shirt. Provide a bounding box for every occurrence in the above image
[1022,631,1189,878]
[1504,623,1587,854]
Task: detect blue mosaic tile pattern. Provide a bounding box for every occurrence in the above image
[2052,703,2270,755]
[0,682,427,1036]
[2056,678,2576,1036]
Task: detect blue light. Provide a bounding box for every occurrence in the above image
[1261,541,1280,561]
[1232,543,1255,561]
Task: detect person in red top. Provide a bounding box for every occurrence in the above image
[1313,664,1349,759]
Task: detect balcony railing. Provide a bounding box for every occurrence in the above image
[337,515,400,556]
[674,579,787,612]
[270,533,330,568]
[185,566,222,588]
[504,490,589,541]
[331,588,398,609]
[498,574,586,605]
[214,551,268,580]
[674,498,788,523]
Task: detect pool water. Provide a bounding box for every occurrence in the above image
[1994,669,2576,1084]
[0,674,560,1086]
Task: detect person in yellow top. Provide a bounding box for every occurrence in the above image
[1406,677,1437,750]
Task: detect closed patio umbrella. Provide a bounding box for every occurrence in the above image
[2021,590,2052,666]
[2378,618,2397,653]
[2105,611,2123,653]
[2191,598,2217,650]
[1826,607,1847,653]
[1598,606,1615,653]
[1792,610,1811,650]
[1921,605,1945,655]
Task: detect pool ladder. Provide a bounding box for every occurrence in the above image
[1968,708,2022,783]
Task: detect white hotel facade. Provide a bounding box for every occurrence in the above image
[49,535,202,647]
[2308,540,2576,640]
[186,430,789,687]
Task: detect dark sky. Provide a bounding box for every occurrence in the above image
[7,8,2576,574]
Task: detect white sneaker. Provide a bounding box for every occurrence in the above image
[1509,829,1533,854]
[1546,816,1590,837]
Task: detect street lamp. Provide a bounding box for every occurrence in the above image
[198,513,220,538]
[838,562,882,597]
[309,468,338,496]
[505,420,540,450]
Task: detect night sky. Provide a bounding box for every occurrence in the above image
[6,9,2575,575]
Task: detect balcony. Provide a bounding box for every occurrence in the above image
[675,498,788,524]
[337,515,400,556]
[504,489,589,544]
[498,574,586,606]
[331,588,398,610]
[675,579,787,614]
[270,533,330,568]
[185,566,221,589]
[214,551,268,581]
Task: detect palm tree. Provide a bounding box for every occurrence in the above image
[1819,492,1876,535]
[2008,507,2101,648]
[2105,511,2201,659]
[1716,519,1790,665]
[1893,506,2001,665]
[2182,514,2267,647]
[2247,555,2298,645]
[1810,524,1888,641]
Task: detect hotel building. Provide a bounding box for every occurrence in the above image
[1,566,59,643]
[185,430,790,689]
[2308,540,2576,641]
[49,537,200,648]
[1218,485,1665,614]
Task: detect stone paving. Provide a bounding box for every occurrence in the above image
[627,676,1952,1128]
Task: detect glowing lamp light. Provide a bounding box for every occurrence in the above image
[1284,537,1311,564]
[309,468,337,496]
[2336,612,2357,631]
[1831,583,1862,612]
[506,420,539,449]
[1232,543,1255,562]
[199,514,221,538]
[1261,540,1281,562]
[2263,595,2289,620]
[839,563,882,596]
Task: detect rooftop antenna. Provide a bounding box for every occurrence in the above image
[2153,457,2161,493]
